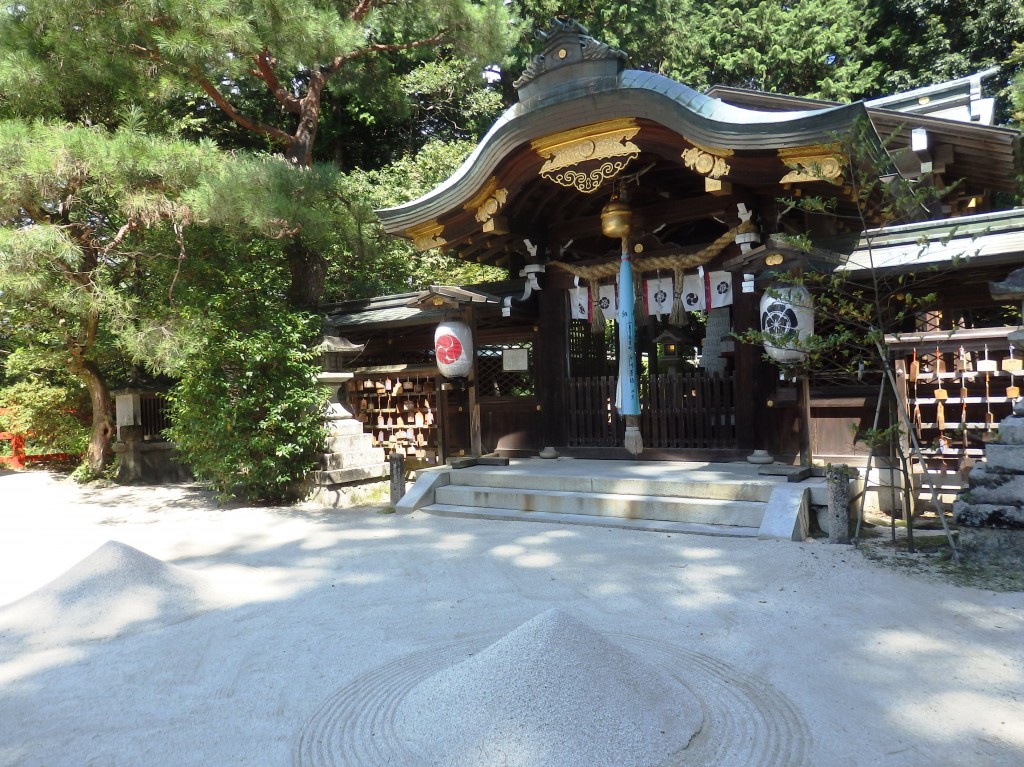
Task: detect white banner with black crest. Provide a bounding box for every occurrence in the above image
[569,281,590,320]
[681,274,705,311]
[645,276,674,317]
[598,284,618,317]
[708,271,733,308]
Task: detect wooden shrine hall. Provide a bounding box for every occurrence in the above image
[324,19,1024,469]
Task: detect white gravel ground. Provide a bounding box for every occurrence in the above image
[1,468,1023,767]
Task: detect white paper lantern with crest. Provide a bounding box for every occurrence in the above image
[759,285,814,363]
[434,319,473,378]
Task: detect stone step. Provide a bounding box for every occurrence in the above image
[321,448,386,471]
[447,467,776,502]
[325,418,365,436]
[324,433,375,453]
[312,463,388,486]
[423,504,761,537]
[433,485,766,528]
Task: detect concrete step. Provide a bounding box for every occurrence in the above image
[447,467,776,502]
[321,448,386,471]
[433,484,766,527]
[423,503,761,537]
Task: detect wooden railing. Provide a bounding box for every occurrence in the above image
[565,372,736,449]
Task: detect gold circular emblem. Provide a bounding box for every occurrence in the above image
[558,49,567,59]
[765,252,785,266]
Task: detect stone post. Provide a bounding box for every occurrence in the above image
[390,452,406,505]
[826,464,851,544]
[115,425,145,483]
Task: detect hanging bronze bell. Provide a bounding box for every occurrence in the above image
[600,194,632,239]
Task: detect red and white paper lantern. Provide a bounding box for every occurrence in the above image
[434,319,473,378]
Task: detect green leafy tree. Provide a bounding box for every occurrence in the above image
[870,0,1024,115]
[0,0,512,165]
[332,139,504,302]
[503,2,880,101]
[662,0,882,100]
[0,119,221,475]
[0,377,89,457]
[163,254,327,503]
[0,0,513,308]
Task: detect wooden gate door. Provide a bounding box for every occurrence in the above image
[566,371,736,449]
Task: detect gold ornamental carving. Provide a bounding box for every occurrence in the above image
[464,177,509,227]
[405,220,447,251]
[778,145,845,185]
[681,146,731,179]
[531,118,641,194]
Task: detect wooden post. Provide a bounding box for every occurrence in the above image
[0,433,26,469]
[465,306,483,457]
[535,279,570,447]
[800,374,813,466]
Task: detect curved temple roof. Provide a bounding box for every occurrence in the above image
[376,20,874,240]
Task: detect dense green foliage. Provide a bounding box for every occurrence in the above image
[0,119,221,474]
[662,0,882,100]
[871,0,1024,112]
[0,378,89,456]
[165,320,327,503]
[0,0,512,167]
[164,260,328,503]
[505,1,1023,105]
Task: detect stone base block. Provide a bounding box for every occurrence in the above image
[325,418,364,436]
[325,434,374,453]
[322,448,385,471]
[953,500,1024,529]
[996,415,1024,445]
[958,527,1024,567]
[303,476,390,508]
[980,443,1024,473]
[313,463,388,486]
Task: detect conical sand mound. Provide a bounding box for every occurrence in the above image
[0,540,218,647]
[394,609,703,767]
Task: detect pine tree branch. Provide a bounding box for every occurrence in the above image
[98,219,141,257]
[325,34,449,77]
[196,75,294,146]
[250,49,303,115]
[349,0,381,22]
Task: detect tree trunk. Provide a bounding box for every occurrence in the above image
[286,237,328,310]
[285,104,320,168]
[71,355,116,476]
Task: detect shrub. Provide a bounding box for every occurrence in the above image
[0,378,89,456]
[165,311,327,503]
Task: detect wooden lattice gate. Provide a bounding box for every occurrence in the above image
[565,372,736,449]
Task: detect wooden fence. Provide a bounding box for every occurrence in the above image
[566,372,736,449]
